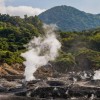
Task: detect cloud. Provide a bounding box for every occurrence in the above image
[0,0,6,14]
[5,6,46,17]
[0,0,46,18]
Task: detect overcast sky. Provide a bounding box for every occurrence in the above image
[0,0,100,17]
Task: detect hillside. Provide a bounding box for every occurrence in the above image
[0,14,100,75]
[39,5,100,31]
[0,14,43,65]
[54,28,100,72]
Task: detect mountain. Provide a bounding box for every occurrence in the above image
[39,5,100,31]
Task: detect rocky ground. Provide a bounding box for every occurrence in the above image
[0,63,100,100]
[0,63,24,76]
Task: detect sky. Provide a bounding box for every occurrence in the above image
[0,0,100,17]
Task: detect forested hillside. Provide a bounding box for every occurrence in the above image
[39,5,100,31]
[0,14,43,64]
[54,29,100,72]
[0,14,100,73]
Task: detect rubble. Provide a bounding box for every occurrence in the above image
[0,63,24,76]
[0,65,100,100]
[0,72,100,100]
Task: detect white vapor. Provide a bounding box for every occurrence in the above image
[6,6,46,18]
[93,70,100,80]
[21,24,61,81]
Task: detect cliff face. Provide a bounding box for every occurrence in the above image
[0,63,24,76]
[0,63,59,79]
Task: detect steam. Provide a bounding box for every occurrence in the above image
[93,70,100,80]
[21,24,61,81]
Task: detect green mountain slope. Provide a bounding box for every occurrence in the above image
[0,14,43,64]
[39,5,100,31]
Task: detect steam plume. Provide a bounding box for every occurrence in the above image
[21,24,61,81]
[93,70,100,80]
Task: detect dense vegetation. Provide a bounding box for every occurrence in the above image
[0,14,100,72]
[39,5,100,31]
[0,14,43,64]
[54,29,100,72]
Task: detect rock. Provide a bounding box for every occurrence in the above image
[0,86,7,92]
[0,67,8,76]
[0,63,24,76]
[11,63,25,71]
[34,65,55,79]
[0,78,22,89]
[0,95,44,100]
[1,75,24,81]
[87,80,100,87]
[47,80,65,86]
